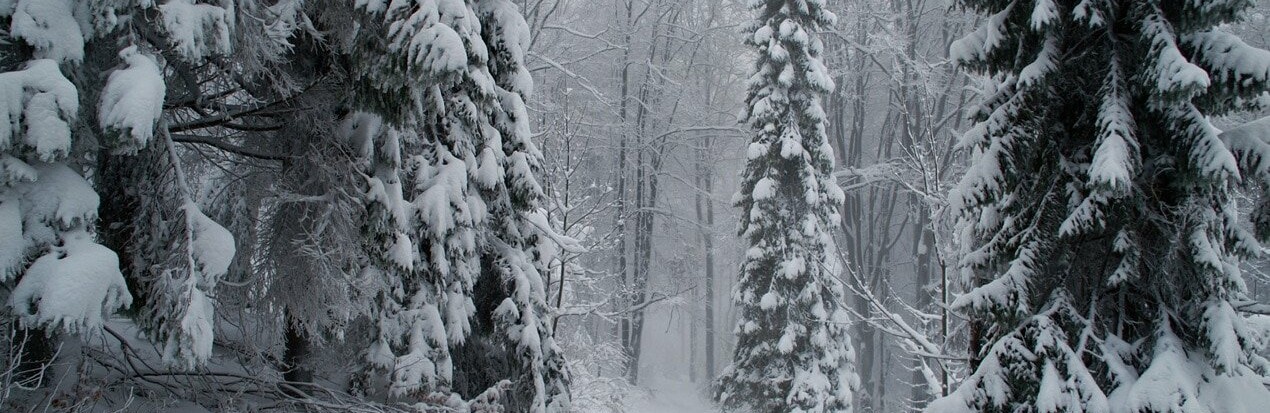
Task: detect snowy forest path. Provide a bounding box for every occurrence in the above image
[623,376,717,413]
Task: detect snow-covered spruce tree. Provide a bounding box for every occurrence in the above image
[0,57,133,384]
[448,1,571,410]
[257,103,368,385]
[0,0,135,384]
[350,112,461,398]
[189,0,352,385]
[347,0,480,398]
[930,1,1270,412]
[0,0,313,380]
[86,0,240,370]
[349,1,569,407]
[716,0,858,411]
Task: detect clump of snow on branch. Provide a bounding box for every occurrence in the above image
[10,231,133,334]
[99,45,166,154]
[5,164,131,335]
[159,0,235,62]
[0,60,79,163]
[948,3,1013,67]
[158,201,237,370]
[8,0,84,63]
[183,201,236,284]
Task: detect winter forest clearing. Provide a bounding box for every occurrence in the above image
[2,0,1270,412]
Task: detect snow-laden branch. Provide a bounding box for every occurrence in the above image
[1221,116,1270,183]
[525,210,586,253]
[1233,299,1270,315]
[825,244,964,396]
[526,51,610,104]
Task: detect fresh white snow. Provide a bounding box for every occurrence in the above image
[160,0,234,62]
[9,0,84,63]
[99,45,166,153]
[10,230,133,334]
[624,377,716,413]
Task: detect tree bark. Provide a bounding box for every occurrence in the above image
[703,172,717,380]
[282,309,314,384]
[612,0,635,380]
[693,135,719,381]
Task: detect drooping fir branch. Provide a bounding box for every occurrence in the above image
[125,124,236,370]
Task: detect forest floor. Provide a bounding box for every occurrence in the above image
[623,376,716,413]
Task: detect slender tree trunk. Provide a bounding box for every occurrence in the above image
[912,206,934,405]
[693,134,719,380]
[551,106,574,335]
[612,0,635,374]
[703,169,717,380]
[689,283,698,383]
[627,74,653,386]
[628,140,646,384]
[941,259,951,397]
[844,12,875,409]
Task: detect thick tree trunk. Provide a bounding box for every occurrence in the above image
[282,309,314,384]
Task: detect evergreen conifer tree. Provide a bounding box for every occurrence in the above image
[346,0,483,397]
[91,1,241,370]
[464,1,571,410]
[349,1,570,407]
[716,0,858,411]
[930,1,1270,411]
[0,0,569,406]
[2,0,240,375]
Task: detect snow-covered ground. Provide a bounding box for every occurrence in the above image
[623,377,716,413]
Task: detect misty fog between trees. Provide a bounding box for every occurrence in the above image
[1,0,1270,412]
